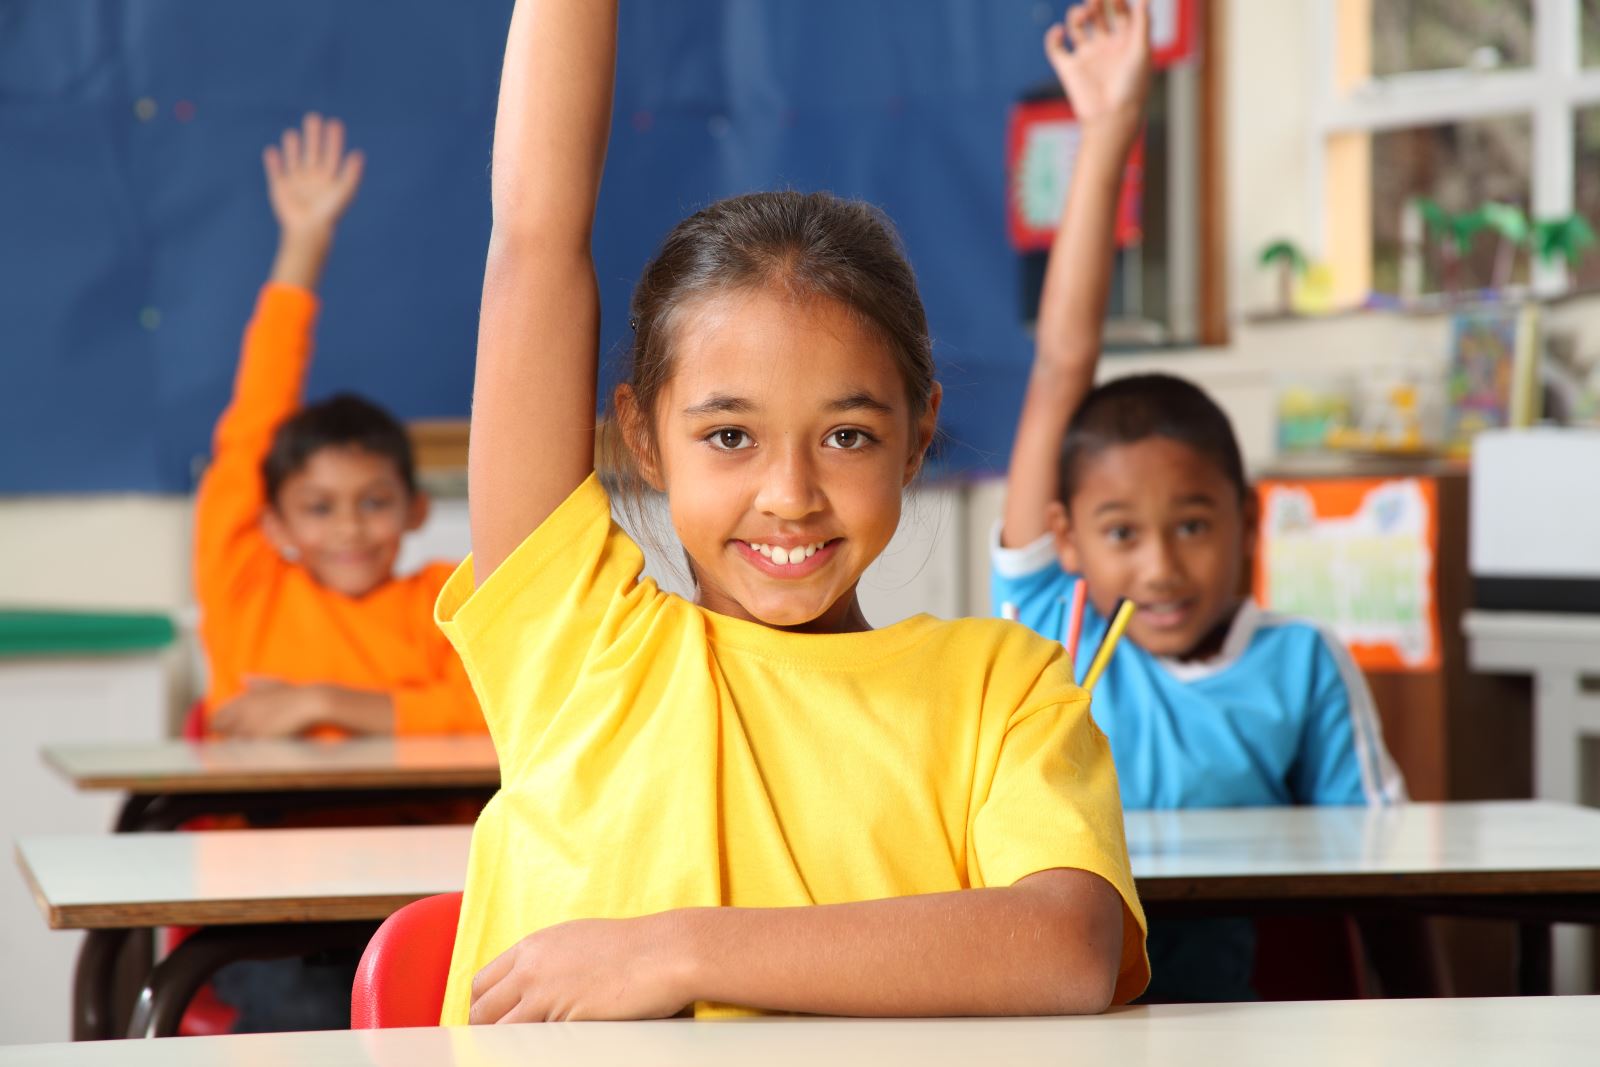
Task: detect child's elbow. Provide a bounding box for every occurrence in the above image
[1040,950,1118,1016]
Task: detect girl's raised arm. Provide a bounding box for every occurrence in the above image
[469,0,617,582]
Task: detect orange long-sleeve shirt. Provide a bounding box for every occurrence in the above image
[194,283,483,735]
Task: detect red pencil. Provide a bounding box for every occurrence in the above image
[1064,580,1088,673]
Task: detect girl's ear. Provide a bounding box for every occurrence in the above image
[903,382,943,486]
[614,384,665,491]
[1046,499,1082,574]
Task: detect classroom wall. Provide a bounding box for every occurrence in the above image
[10,0,1600,644]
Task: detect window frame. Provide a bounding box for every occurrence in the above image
[1311,0,1600,298]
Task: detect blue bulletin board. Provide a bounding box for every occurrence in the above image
[0,1,1080,493]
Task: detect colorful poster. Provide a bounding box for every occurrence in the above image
[1149,0,1197,68]
[1006,99,1144,252]
[1254,477,1440,672]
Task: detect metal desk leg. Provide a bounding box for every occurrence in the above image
[72,929,130,1041]
[125,921,377,1039]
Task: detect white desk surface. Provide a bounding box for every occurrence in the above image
[1464,609,1600,643]
[41,735,500,793]
[15,825,471,929]
[0,998,1594,1066]
[1127,800,1600,899]
[16,801,1600,931]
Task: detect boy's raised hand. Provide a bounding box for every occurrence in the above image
[263,112,365,237]
[1044,0,1153,142]
[262,113,364,289]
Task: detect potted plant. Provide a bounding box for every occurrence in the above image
[1259,239,1308,317]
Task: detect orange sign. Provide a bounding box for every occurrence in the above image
[1254,477,1441,672]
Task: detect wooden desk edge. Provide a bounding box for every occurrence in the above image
[12,842,66,930]
[60,769,500,793]
[43,892,442,931]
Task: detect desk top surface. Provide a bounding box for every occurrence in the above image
[0,998,1592,1067]
[17,801,1600,930]
[1126,800,1600,900]
[41,736,500,793]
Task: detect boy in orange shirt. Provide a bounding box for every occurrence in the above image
[196,112,481,739]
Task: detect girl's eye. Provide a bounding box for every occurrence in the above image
[362,496,396,514]
[708,428,752,451]
[305,502,333,517]
[826,428,873,450]
[1177,518,1211,538]
[1105,525,1134,545]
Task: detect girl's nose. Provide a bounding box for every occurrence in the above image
[753,442,825,520]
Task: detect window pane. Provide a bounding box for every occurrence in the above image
[1371,116,1532,297]
[1576,107,1600,290]
[1371,0,1533,78]
[1585,0,1600,67]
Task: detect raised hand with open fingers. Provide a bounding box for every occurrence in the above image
[1043,0,1153,142]
[262,112,365,238]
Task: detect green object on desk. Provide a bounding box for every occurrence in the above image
[0,609,176,658]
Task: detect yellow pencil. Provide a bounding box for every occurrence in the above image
[1082,598,1135,693]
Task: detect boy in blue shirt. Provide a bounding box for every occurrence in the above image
[996,0,1404,1001]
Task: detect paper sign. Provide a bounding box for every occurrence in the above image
[1006,99,1144,252]
[1254,477,1441,672]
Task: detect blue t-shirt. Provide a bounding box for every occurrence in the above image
[990,529,1405,812]
[991,528,1406,1002]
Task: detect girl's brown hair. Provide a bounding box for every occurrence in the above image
[607,190,935,487]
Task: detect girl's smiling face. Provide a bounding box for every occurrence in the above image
[626,286,939,633]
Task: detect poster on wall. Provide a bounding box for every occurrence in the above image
[1149,0,1196,67]
[1006,99,1144,252]
[1254,477,1441,672]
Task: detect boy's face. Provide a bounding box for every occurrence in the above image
[263,445,428,598]
[625,287,938,633]
[1051,436,1256,661]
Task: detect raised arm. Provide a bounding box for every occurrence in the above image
[1000,0,1152,547]
[195,115,364,608]
[469,0,618,581]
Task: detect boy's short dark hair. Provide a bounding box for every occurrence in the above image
[1058,373,1248,505]
[262,393,417,505]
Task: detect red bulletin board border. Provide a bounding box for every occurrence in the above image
[1005,99,1145,253]
[1152,0,1197,69]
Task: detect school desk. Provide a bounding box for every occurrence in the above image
[15,825,470,1039]
[42,736,500,831]
[17,802,1600,1039]
[0,997,1592,1066]
[1464,610,1600,993]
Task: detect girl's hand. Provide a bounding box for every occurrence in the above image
[1044,0,1153,144]
[262,112,365,241]
[469,914,692,1023]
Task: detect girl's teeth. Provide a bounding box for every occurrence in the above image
[750,541,825,566]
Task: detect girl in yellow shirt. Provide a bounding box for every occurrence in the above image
[439,0,1152,1024]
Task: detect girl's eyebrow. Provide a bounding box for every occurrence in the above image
[682,393,755,417]
[827,390,895,415]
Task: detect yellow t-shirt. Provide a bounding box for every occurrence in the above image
[435,474,1149,1022]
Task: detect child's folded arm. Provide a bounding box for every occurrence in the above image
[194,283,319,607]
[468,872,1127,1023]
[390,671,486,736]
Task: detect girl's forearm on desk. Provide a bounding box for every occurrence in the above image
[669,867,1125,1017]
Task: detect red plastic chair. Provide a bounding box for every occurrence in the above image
[351,892,464,1029]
